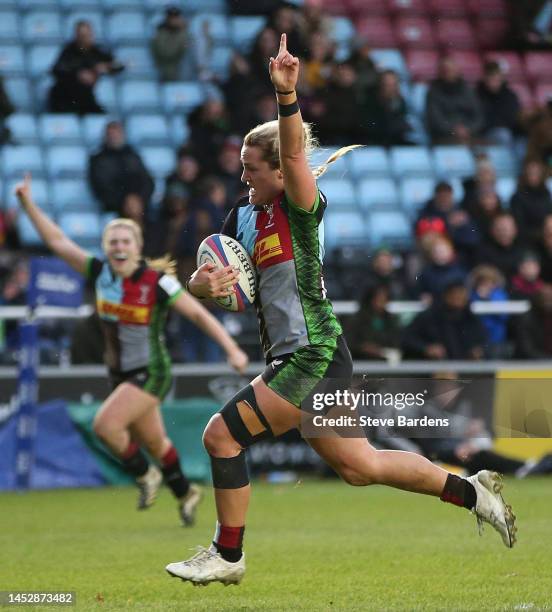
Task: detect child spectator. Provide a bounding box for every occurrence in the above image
[511,252,545,297]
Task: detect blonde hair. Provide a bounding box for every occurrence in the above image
[102,218,177,276]
[243,120,362,178]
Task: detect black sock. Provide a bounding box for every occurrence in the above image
[160,446,190,499]
[440,473,477,510]
[121,442,149,478]
[213,543,243,563]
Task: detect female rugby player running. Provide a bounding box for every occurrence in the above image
[16,175,248,526]
[166,34,516,585]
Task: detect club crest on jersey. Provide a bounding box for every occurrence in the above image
[138,284,150,304]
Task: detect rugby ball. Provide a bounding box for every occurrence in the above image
[197,234,257,312]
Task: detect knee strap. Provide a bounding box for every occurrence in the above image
[220,384,274,449]
[210,452,249,489]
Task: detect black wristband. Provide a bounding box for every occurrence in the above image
[278,100,299,117]
[276,89,295,95]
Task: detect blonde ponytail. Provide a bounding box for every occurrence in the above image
[313,144,364,178]
[146,254,178,277]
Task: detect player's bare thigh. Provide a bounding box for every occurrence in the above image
[94,382,159,432]
[130,405,170,459]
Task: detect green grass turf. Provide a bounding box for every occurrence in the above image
[1,478,551,611]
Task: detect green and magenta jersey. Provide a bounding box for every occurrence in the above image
[221,190,342,362]
[85,257,183,373]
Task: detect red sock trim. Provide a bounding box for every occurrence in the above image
[161,445,179,468]
[214,522,245,549]
[121,441,140,460]
[440,490,464,507]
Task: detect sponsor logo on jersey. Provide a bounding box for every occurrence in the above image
[254,233,284,265]
[138,285,151,304]
[96,299,150,324]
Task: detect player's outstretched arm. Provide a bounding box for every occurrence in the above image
[171,291,249,373]
[270,33,317,212]
[15,174,89,275]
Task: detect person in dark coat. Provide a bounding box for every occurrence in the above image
[515,285,552,359]
[48,21,123,114]
[475,213,525,281]
[88,121,154,214]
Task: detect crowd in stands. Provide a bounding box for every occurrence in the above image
[1,0,552,365]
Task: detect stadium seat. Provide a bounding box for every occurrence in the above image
[0,46,25,75]
[317,177,357,209]
[358,178,399,210]
[139,146,175,178]
[390,146,434,178]
[525,52,552,84]
[46,145,88,178]
[101,0,146,9]
[355,17,397,48]
[482,146,517,176]
[315,0,349,15]
[229,16,266,50]
[368,210,412,247]
[5,177,49,209]
[82,115,111,149]
[39,115,83,145]
[2,145,44,177]
[323,210,367,251]
[168,116,190,148]
[162,82,206,114]
[64,12,106,41]
[178,0,226,13]
[4,79,33,111]
[0,12,20,43]
[399,177,436,215]
[51,179,97,213]
[27,45,59,78]
[59,0,101,8]
[395,17,436,49]
[33,76,53,113]
[115,45,156,79]
[496,176,517,203]
[59,211,101,247]
[475,18,509,49]
[447,51,483,82]
[405,49,438,81]
[348,0,388,15]
[210,45,233,81]
[535,83,552,108]
[388,0,429,16]
[467,0,508,17]
[329,17,356,45]
[190,14,229,46]
[106,12,147,45]
[429,0,468,17]
[510,81,535,111]
[433,146,475,178]
[349,147,391,179]
[126,114,170,146]
[22,12,62,43]
[95,79,119,114]
[408,81,428,115]
[369,49,409,81]
[436,19,476,50]
[119,80,160,113]
[6,114,39,144]
[18,214,47,247]
[484,52,525,81]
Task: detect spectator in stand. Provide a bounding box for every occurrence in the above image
[469,265,510,359]
[511,157,552,246]
[526,100,552,174]
[187,98,232,172]
[88,121,154,215]
[417,235,467,301]
[165,147,201,202]
[476,213,524,280]
[249,92,278,126]
[120,193,147,230]
[298,0,332,41]
[49,21,123,114]
[511,251,545,297]
[366,248,406,300]
[248,27,280,95]
[362,70,412,146]
[425,56,483,144]
[151,5,193,82]
[476,60,522,145]
[300,31,334,94]
[537,214,552,282]
[515,285,552,359]
[464,185,503,240]
[267,3,306,56]
[196,175,232,229]
[344,284,401,361]
[224,54,260,134]
[462,156,497,208]
[347,40,379,97]
[402,281,487,360]
[0,75,14,144]
[0,207,19,250]
[214,136,244,204]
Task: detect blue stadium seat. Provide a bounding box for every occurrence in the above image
[101,0,146,9]
[323,210,367,251]
[95,79,119,114]
[229,16,266,50]
[210,45,233,80]
[2,145,44,178]
[33,76,54,112]
[59,0,101,8]
[358,178,399,210]
[139,146,175,178]
[433,146,475,178]
[0,46,26,75]
[39,115,83,145]
[317,177,357,209]
[0,12,20,43]
[59,211,101,247]
[169,116,190,147]
[370,49,409,81]
[190,14,229,46]
[162,82,205,114]
[115,45,156,79]
[27,45,60,78]
[496,176,517,203]
[399,177,436,216]
[82,115,111,149]
[4,78,33,111]
[408,82,428,116]
[5,177,49,209]
[119,80,160,113]
[6,114,39,144]
[22,12,63,43]
[19,0,60,8]
[100,211,117,229]
[106,12,147,44]
[481,146,517,177]
[349,147,391,178]
[329,17,356,45]
[368,210,413,247]
[126,114,170,146]
[390,146,434,177]
[312,147,351,179]
[182,0,227,15]
[51,179,97,213]
[64,12,106,41]
[46,145,88,178]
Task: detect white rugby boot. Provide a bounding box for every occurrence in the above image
[166,546,245,586]
[178,484,203,527]
[466,470,517,548]
[136,465,163,510]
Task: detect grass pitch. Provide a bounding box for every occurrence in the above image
[1,478,551,611]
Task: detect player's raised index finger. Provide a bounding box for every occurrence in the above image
[279,33,287,54]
